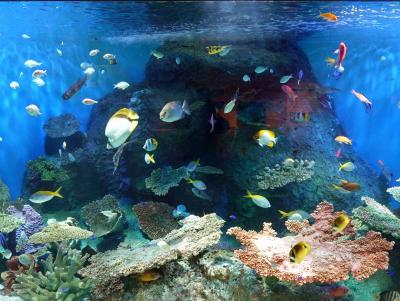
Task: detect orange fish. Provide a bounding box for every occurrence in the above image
[319,12,338,22]
[333,180,360,192]
[351,89,372,110]
[137,270,161,282]
[327,286,348,297]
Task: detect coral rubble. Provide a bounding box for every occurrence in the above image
[133,201,179,239]
[352,196,400,239]
[79,213,224,300]
[227,201,394,284]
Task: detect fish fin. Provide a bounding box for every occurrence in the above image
[244,190,252,198]
[338,164,343,171]
[182,100,191,116]
[332,184,340,190]
[54,186,63,198]
[267,142,274,148]
[257,139,263,147]
[334,49,339,54]
[278,210,289,219]
[149,154,155,164]
[273,137,278,144]
[187,178,193,184]
[195,159,201,165]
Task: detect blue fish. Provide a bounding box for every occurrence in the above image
[229,214,237,220]
[172,204,190,219]
[297,69,303,85]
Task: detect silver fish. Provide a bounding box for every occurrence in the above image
[160,100,190,122]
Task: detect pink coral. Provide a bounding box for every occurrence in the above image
[227,201,394,284]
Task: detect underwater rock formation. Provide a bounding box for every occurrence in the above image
[28,218,93,244]
[13,244,92,301]
[133,201,179,239]
[352,196,400,240]
[227,201,394,284]
[43,113,84,155]
[387,186,400,201]
[6,205,44,254]
[144,165,189,196]
[0,178,11,205]
[79,213,224,300]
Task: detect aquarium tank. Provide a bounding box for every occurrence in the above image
[1,1,400,300]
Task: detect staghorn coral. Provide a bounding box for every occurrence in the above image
[28,218,93,244]
[13,244,92,301]
[256,159,315,190]
[145,165,189,196]
[352,196,400,239]
[80,194,121,228]
[133,201,179,239]
[7,205,44,254]
[0,213,23,234]
[227,201,394,285]
[387,186,400,201]
[79,213,224,300]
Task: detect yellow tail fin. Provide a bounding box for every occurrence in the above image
[244,190,252,198]
[338,163,343,171]
[54,186,63,198]
[332,184,340,190]
[278,210,289,219]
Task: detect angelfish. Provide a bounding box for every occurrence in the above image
[62,76,87,100]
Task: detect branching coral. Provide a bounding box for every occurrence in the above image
[145,165,189,196]
[13,244,93,301]
[387,186,400,201]
[28,218,93,244]
[79,213,224,300]
[352,196,400,239]
[255,159,315,190]
[133,201,179,239]
[227,201,394,284]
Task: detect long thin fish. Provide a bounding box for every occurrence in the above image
[62,76,87,100]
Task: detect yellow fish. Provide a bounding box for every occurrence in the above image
[145,153,155,165]
[338,162,355,172]
[253,130,277,148]
[105,108,139,149]
[319,12,338,22]
[335,136,352,145]
[137,270,161,282]
[325,57,336,67]
[278,210,310,220]
[289,241,311,264]
[333,213,351,233]
[206,46,229,55]
[29,187,63,204]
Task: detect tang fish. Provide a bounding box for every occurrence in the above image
[24,59,41,68]
[281,85,297,101]
[114,81,130,90]
[325,57,336,67]
[25,104,41,116]
[333,213,351,232]
[338,161,355,172]
[224,88,239,114]
[289,241,311,264]
[62,76,87,100]
[280,74,293,84]
[351,89,372,110]
[255,66,267,74]
[144,153,155,164]
[32,70,47,78]
[380,291,400,301]
[187,178,207,190]
[297,69,303,85]
[32,77,45,86]
[278,210,310,220]
[137,270,161,282]
[253,130,277,148]
[186,159,200,173]
[319,12,338,22]
[143,138,158,152]
[160,100,190,122]
[105,108,139,149]
[29,187,63,204]
[244,191,270,208]
[151,50,164,59]
[332,180,360,192]
[206,46,229,55]
[335,135,352,145]
[9,81,19,89]
[89,49,100,56]
[82,98,98,105]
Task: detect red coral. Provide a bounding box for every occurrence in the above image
[227,201,394,285]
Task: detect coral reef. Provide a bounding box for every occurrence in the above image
[80,194,122,228]
[194,165,224,175]
[90,210,124,237]
[0,178,11,206]
[227,201,394,284]
[13,244,93,301]
[352,196,400,239]
[387,186,400,201]
[344,271,393,301]
[79,213,224,300]
[28,218,93,244]
[256,159,315,190]
[0,213,23,234]
[6,205,44,254]
[1,254,36,294]
[133,201,179,239]
[145,166,189,196]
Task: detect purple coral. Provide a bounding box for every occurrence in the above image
[6,205,44,254]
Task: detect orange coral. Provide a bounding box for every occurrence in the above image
[227,201,394,285]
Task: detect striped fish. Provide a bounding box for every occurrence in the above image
[381,291,400,301]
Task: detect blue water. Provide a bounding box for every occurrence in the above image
[1,1,400,200]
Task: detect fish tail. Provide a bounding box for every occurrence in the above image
[244,190,252,198]
[195,159,201,165]
[332,184,340,190]
[278,210,289,219]
[54,186,63,198]
[182,99,191,116]
[187,178,193,184]
[338,164,343,171]
[149,154,155,164]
